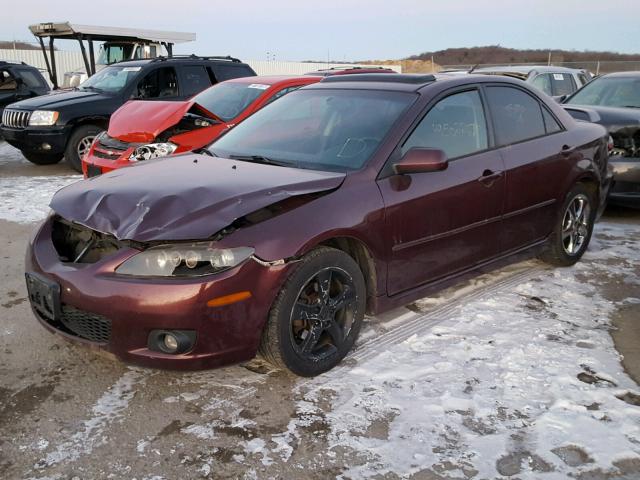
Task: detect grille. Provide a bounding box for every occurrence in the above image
[2,109,31,128]
[59,305,112,343]
[92,147,123,160]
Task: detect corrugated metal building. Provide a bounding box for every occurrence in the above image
[0,49,401,87]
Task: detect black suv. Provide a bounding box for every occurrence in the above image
[0,56,256,171]
[0,61,50,128]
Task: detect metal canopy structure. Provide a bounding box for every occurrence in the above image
[28,22,196,88]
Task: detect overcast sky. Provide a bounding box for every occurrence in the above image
[2,0,639,61]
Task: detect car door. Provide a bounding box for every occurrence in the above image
[134,66,183,100]
[377,88,506,296]
[483,85,571,253]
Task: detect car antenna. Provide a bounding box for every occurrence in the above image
[468,63,479,73]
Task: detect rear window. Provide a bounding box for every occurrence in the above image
[212,64,255,82]
[486,86,546,146]
[193,82,268,121]
[182,65,212,97]
[16,69,47,89]
[551,73,577,96]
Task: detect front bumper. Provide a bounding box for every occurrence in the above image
[82,143,135,178]
[26,217,291,370]
[0,125,70,155]
[608,155,640,208]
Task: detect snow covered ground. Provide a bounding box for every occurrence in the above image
[0,141,81,223]
[1,140,639,479]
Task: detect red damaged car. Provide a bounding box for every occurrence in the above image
[81,75,323,177]
[27,74,610,376]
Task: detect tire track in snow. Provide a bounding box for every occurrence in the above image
[35,368,149,470]
[303,261,547,386]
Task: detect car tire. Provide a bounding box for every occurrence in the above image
[65,124,103,172]
[540,184,596,266]
[260,247,366,377]
[22,152,64,165]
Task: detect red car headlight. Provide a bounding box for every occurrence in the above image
[115,243,254,277]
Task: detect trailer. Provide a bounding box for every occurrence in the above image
[29,22,196,88]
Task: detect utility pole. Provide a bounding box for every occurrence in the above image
[548,50,551,66]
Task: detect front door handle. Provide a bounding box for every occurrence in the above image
[477,169,503,187]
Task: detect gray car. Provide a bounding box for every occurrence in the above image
[473,65,592,98]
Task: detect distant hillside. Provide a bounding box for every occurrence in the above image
[405,46,640,66]
[0,41,41,50]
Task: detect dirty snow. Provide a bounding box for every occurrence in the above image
[37,369,149,468]
[276,222,640,479]
[0,142,80,223]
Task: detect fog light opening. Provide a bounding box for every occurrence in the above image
[148,329,196,355]
[42,143,52,150]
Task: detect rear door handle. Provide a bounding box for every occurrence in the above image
[477,169,503,187]
[561,144,576,155]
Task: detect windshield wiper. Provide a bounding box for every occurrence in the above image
[228,154,297,168]
[79,85,104,93]
[623,105,640,109]
[194,147,216,157]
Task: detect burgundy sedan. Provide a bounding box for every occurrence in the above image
[26,74,610,376]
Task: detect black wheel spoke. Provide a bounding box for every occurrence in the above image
[300,322,323,354]
[329,285,356,311]
[316,269,333,304]
[326,322,344,344]
[293,301,320,321]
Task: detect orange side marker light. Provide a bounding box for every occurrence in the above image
[207,291,252,308]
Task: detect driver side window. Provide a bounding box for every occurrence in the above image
[136,67,179,99]
[0,70,17,91]
[402,90,489,160]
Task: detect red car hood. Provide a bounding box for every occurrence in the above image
[50,154,345,242]
[108,100,221,143]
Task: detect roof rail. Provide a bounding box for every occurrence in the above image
[321,73,436,84]
[150,54,242,63]
[0,60,28,66]
[316,66,393,71]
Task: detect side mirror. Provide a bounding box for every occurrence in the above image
[554,94,568,103]
[393,148,448,175]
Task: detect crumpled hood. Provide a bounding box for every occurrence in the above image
[108,100,195,143]
[50,154,345,242]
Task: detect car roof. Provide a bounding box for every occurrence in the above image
[598,71,640,79]
[0,60,38,69]
[224,75,322,86]
[474,65,584,75]
[310,72,536,93]
[111,56,249,68]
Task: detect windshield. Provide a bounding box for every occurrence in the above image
[567,76,640,108]
[97,44,135,65]
[194,82,269,121]
[209,89,415,172]
[79,65,142,93]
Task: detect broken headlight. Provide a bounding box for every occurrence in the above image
[115,243,254,277]
[130,142,178,162]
